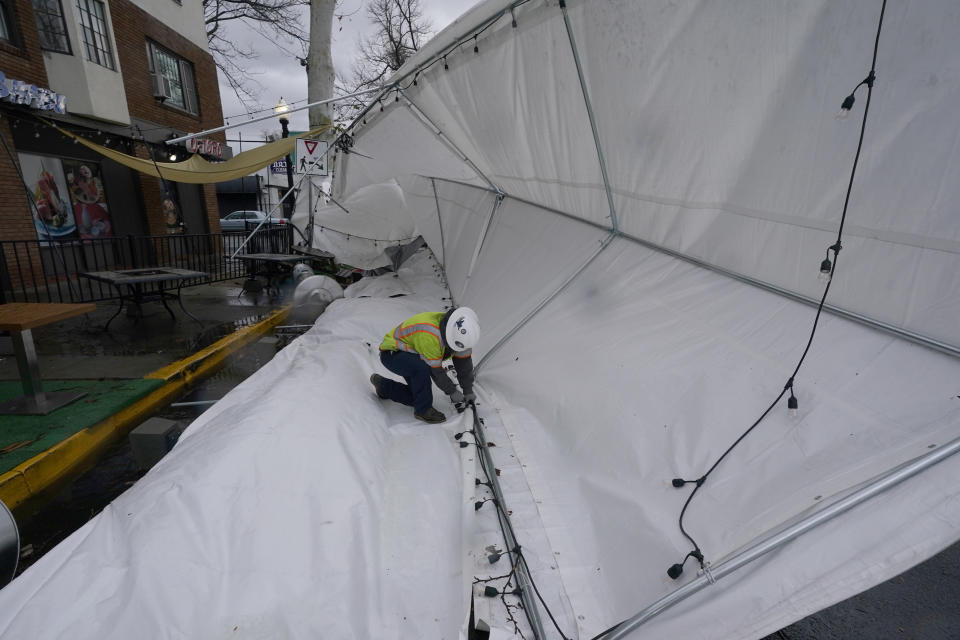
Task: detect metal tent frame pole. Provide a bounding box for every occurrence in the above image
[401,91,502,195]
[604,434,960,639]
[431,178,960,359]
[469,403,547,639]
[164,87,383,145]
[559,0,619,233]
[460,193,503,302]
[477,231,615,373]
[431,178,449,282]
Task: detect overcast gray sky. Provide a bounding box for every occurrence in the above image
[218,0,480,151]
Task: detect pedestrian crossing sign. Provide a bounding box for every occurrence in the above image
[295,138,328,176]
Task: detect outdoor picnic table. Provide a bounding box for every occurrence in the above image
[233,253,305,296]
[0,302,96,415]
[79,267,207,331]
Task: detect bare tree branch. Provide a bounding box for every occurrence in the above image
[203,0,311,108]
[347,0,431,96]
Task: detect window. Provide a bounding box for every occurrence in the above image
[0,0,21,46]
[147,41,199,115]
[76,0,114,69]
[32,0,71,53]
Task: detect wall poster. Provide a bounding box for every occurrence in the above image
[19,153,75,240]
[62,159,112,239]
[159,179,184,234]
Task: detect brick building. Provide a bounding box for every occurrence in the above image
[0,0,227,256]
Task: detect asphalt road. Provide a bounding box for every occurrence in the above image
[763,539,960,639]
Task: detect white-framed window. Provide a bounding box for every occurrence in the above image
[32,0,71,53]
[76,0,114,69]
[0,0,20,46]
[147,40,199,115]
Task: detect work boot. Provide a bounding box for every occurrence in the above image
[414,407,446,424]
[370,374,388,399]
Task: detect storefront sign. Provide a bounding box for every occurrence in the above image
[186,137,223,158]
[270,159,288,174]
[0,71,67,114]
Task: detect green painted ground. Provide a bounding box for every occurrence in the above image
[0,379,164,474]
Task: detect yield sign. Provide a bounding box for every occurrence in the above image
[295,138,329,176]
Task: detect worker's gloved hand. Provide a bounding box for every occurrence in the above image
[449,390,464,405]
[463,391,476,404]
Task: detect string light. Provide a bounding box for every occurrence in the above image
[819,242,841,283]
[664,0,888,586]
[473,35,479,53]
[787,393,799,418]
[837,71,874,119]
[444,57,448,70]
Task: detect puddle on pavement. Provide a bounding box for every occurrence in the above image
[13,327,287,577]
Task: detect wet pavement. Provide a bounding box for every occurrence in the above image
[2,278,958,637]
[0,279,286,381]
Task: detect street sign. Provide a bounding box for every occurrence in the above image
[269,160,287,174]
[295,138,328,176]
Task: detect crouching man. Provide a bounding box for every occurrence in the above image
[371,307,480,423]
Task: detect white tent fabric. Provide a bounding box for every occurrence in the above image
[334,0,960,636]
[309,181,419,270]
[3,1,960,639]
[0,253,474,640]
[309,177,450,270]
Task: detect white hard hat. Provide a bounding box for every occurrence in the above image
[445,307,480,351]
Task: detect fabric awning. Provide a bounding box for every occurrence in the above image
[51,122,332,184]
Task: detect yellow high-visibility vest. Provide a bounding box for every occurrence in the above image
[380,311,472,368]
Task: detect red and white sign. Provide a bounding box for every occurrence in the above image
[186,137,223,159]
[295,137,328,176]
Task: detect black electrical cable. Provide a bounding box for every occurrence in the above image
[666,0,887,587]
[469,403,573,640]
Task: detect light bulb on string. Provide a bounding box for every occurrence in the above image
[473,35,479,53]
[787,393,799,418]
[836,94,855,120]
[818,257,832,283]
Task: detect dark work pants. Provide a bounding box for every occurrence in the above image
[379,350,434,414]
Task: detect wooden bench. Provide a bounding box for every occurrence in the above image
[0,302,96,415]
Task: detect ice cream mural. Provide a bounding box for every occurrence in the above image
[19,153,75,239]
[63,160,111,239]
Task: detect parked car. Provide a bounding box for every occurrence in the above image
[219,210,285,232]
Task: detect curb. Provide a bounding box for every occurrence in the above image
[0,306,291,513]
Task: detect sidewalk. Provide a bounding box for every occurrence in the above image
[0,279,291,513]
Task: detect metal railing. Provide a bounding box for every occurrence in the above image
[0,225,294,304]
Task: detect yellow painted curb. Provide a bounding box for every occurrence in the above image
[0,306,291,513]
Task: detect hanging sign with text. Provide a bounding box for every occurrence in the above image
[0,70,67,113]
[186,137,223,159]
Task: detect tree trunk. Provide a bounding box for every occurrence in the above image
[308,0,336,129]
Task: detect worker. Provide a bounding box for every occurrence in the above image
[371,307,479,423]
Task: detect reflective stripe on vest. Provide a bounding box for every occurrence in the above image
[380,312,447,368]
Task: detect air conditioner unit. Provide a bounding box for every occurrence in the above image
[151,74,173,100]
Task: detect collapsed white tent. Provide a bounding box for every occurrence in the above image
[2,1,960,639]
